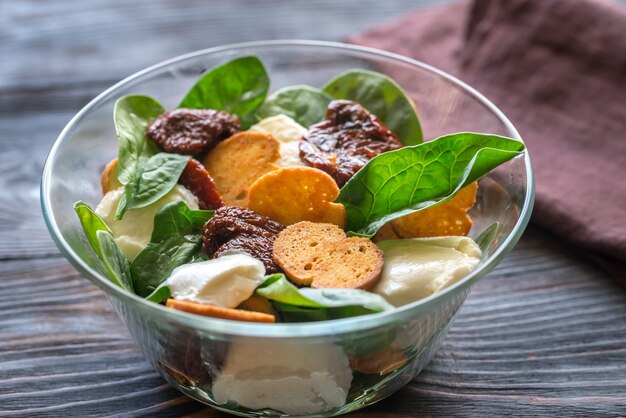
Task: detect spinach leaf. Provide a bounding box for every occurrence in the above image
[256,274,393,322]
[97,231,134,289]
[178,56,269,129]
[257,85,333,127]
[475,222,500,254]
[113,95,163,219]
[119,153,190,216]
[323,69,423,145]
[299,287,394,312]
[256,274,324,308]
[114,96,162,190]
[272,302,379,322]
[145,283,172,304]
[74,201,134,292]
[74,201,112,255]
[337,133,525,236]
[130,201,213,297]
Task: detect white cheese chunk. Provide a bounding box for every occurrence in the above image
[374,236,482,306]
[95,185,199,262]
[166,252,265,308]
[212,339,352,415]
[249,114,307,167]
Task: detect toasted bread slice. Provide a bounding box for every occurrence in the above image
[372,222,400,242]
[392,206,473,238]
[310,237,384,289]
[391,182,477,238]
[101,158,122,195]
[236,294,277,317]
[203,132,280,207]
[166,299,276,323]
[273,221,346,285]
[247,167,346,228]
[273,222,383,289]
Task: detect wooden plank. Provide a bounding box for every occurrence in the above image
[0,110,76,259]
[0,0,448,90]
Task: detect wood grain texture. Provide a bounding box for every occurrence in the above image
[1,0,625,417]
[0,0,450,90]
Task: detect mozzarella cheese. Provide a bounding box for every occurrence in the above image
[166,252,266,308]
[95,185,199,261]
[212,339,352,415]
[249,114,307,167]
[374,236,482,306]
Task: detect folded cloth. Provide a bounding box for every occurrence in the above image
[350,0,626,287]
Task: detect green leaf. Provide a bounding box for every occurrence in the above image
[178,56,269,129]
[114,95,163,187]
[323,69,423,145]
[145,283,172,304]
[74,201,112,254]
[256,274,325,308]
[337,132,525,236]
[119,153,190,217]
[114,95,164,219]
[256,274,393,322]
[130,201,213,297]
[257,85,333,127]
[298,288,394,312]
[74,202,134,292]
[271,302,379,322]
[97,231,134,290]
[475,222,500,254]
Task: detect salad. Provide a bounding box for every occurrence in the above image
[76,55,523,323]
[73,55,525,414]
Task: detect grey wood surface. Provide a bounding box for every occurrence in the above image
[1,1,625,417]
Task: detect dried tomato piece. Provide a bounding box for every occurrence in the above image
[147,108,240,155]
[178,159,223,210]
[213,234,279,274]
[202,206,284,273]
[202,213,274,255]
[300,100,402,186]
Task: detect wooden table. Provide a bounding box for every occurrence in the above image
[2,1,625,416]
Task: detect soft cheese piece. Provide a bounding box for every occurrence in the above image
[166,252,266,308]
[95,185,199,261]
[374,236,482,306]
[249,114,307,167]
[212,339,352,415]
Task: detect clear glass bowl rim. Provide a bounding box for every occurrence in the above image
[40,40,535,338]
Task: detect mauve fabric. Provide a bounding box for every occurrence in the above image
[350,0,626,286]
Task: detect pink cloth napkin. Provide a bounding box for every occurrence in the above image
[350,0,626,286]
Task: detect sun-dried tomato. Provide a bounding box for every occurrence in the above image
[202,206,284,273]
[213,234,279,274]
[300,100,402,186]
[178,159,223,210]
[147,108,240,155]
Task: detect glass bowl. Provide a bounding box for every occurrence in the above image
[41,40,534,417]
